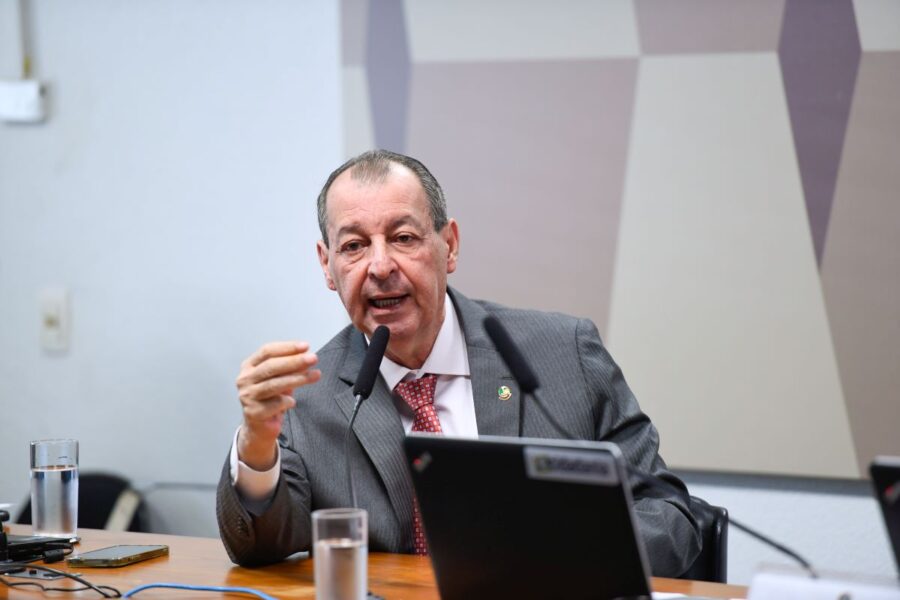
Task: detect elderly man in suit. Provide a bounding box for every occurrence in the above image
[216,150,701,576]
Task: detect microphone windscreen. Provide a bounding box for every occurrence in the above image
[483,316,539,393]
[353,325,390,399]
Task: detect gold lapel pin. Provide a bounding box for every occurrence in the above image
[497,385,512,401]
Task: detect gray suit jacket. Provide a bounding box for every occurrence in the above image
[216,288,701,576]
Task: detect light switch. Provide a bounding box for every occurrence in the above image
[39,287,69,352]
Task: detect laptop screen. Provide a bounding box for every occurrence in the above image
[871,456,900,575]
[404,435,652,600]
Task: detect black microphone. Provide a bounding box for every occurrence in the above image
[353,325,390,399]
[482,315,818,577]
[483,316,573,438]
[345,325,390,508]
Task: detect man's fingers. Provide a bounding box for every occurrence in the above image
[239,371,321,407]
[245,341,310,368]
[243,394,297,423]
[237,352,318,389]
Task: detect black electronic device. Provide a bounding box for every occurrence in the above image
[0,532,68,564]
[67,544,168,568]
[403,434,652,600]
[1,508,68,566]
[870,456,900,575]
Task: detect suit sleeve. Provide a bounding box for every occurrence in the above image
[575,318,701,577]
[216,412,314,566]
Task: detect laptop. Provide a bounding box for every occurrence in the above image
[870,456,900,575]
[0,507,69,568]
[0,531,70,574]
[403,434,653,600]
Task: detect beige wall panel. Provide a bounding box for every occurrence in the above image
[342,66,375,158]
[853,0,900,51]
[341,0,369,65]
[406,60,638,336]
[635,0,785,54]
[609,54,858,477]
[403,0,639,62]
[822,53,900,472]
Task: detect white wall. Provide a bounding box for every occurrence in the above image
[681,472,898,584]
[0,0,345,527]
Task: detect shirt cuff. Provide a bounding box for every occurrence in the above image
[229,426,280,500]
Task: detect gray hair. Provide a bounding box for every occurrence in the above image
[316,149,448,247]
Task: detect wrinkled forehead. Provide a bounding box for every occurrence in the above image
[325,163,430,226]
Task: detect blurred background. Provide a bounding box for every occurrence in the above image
[1,0,898,584]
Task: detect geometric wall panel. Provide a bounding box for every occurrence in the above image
[341,0,368,66]
[779,0,861,266]
[343,0,900,478]
[608,53,859,478]
[635,0,785,54]
[366,0,409,151]
[342,66,375,158]
[853,0,900,51]
[822,52,900,474]
[404,0,639,61]
[342,0,375,157]
[407,60,637,337]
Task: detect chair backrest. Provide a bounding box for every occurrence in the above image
[680,495,728,583]
[16,472,146,532]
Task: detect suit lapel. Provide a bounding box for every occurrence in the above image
[329,290,520,549]
[334,332,415,548]
[450,288,521,437]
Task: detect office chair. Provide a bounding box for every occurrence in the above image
[17,472,146,532]
[680,495,728,583]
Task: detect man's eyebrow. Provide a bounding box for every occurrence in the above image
[334,222,365,240]
[333,215,428,240]
[387,215,427,230]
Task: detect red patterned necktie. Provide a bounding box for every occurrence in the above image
[394,373,440,555]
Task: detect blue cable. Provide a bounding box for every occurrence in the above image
[122,582,279,599]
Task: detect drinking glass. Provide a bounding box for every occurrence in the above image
[30,439,79,538]
[312,508,368,600]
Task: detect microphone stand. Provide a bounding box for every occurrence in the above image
[525,388,819,578]
[345,394,365,509]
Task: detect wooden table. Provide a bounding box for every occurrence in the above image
[2,526,748,598]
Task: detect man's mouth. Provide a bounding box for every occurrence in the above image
[369,295,405,309]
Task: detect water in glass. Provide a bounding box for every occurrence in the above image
[30,465,78,537]
[314,538,367,600]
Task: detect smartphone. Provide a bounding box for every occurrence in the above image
[67,544,169,568]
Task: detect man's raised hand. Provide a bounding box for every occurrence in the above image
[235,341,320,470]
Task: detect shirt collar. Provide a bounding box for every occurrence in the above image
[378,293,470,391]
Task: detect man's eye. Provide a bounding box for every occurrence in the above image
[340,241,365,254]
[395,234,417,244]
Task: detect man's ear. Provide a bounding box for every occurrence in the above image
[316,240,337,290]
[444,219,460,274]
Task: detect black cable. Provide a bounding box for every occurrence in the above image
[0,563,122,597]
[728,516,819,578]
[624,466,819,579]
[0,576,121,596]
[41,540,74,563]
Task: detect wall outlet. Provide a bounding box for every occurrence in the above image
[39,287,69,352]
[0,80,47,123]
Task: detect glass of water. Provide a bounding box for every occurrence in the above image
[312,508,368,600]
[30,439,78,538]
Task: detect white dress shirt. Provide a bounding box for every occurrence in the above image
[231,294,476,498]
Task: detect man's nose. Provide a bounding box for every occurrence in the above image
[367,240,396,280]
